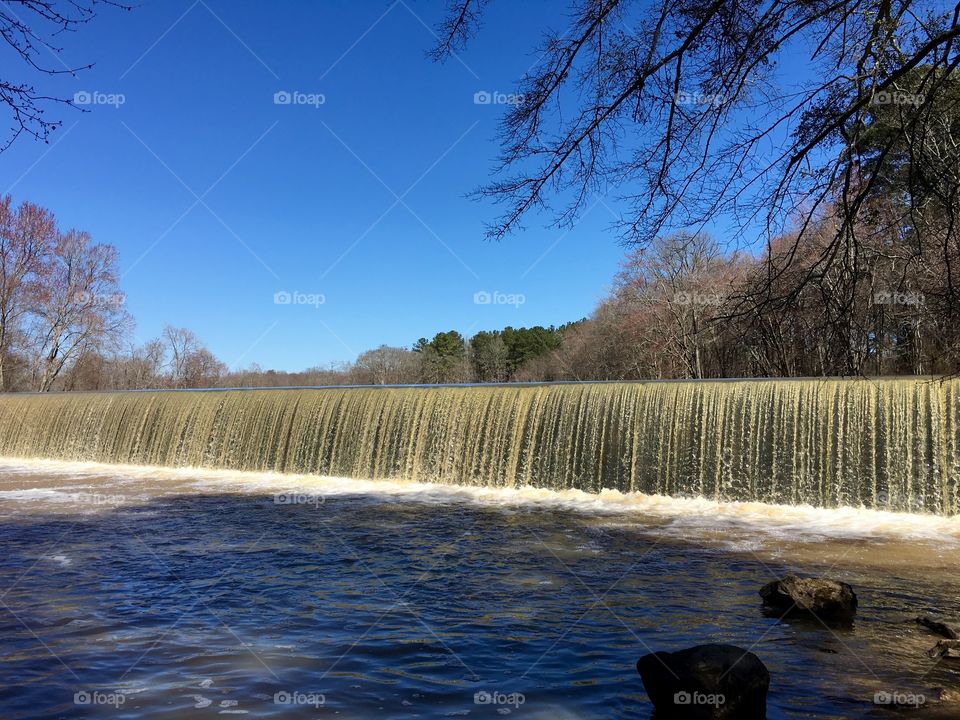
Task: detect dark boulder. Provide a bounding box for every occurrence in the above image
[927,640,960,659]
[636,643,769,719]
[915,616,959,640]
[759,573,857,619]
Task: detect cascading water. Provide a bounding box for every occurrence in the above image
[0,378,956,514]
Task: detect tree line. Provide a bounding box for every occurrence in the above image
[60,325,572,390]
[4,186,958,392]
[430,1,960,327]
[0,196,230,391]
[5,2,960,385]
[4,3,959,389]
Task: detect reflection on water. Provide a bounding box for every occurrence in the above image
[0,459,958,719]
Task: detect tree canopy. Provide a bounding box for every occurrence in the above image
[432,0,960,314]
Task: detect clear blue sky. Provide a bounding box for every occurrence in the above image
[1,0,636,371]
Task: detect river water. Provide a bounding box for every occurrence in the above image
[0,458,958,718]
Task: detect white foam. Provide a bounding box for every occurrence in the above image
[0,488,87,502]
[0,456,957,543]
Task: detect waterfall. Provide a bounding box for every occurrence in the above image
[0,379,956,514]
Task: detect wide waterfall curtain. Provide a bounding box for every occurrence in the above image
[0,380,956,514]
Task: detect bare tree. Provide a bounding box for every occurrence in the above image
[28,228,130,391]
[158,326,228,388]
[108,339,165,389]
[0,195,55,389]
[433,0,960,314]
[468,332,509,382]
[353,345,419,385]
[1,0,128,151]
[162,325,202,388]
[182,347,226,388]
[614,233,737,378]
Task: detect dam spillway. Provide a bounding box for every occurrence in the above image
[0,378,956,514]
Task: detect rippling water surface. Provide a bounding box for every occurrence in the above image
[0,458,958,719]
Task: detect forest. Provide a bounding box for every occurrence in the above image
[2,191,954,391]
[3,2,960,390]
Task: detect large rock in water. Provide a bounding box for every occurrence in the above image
[636,643,769,719]
[927,639,960,659]
[759,573,857,619]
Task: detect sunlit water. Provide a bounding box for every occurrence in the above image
[1,458,959,719]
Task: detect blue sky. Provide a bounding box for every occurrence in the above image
[2,1,639,371]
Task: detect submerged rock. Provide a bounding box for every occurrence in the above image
[915,616,959,640]
[636,643,769,719]
[759,573,857,619]
[934,687,960,703]
[927,640,960,659]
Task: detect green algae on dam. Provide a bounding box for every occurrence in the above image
[0,378,956,514]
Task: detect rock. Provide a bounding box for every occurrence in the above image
[927,640,960,659]
[636,643,769,719]
[935,687,960,703]
[915,616,959,640]
[759,573,857,619]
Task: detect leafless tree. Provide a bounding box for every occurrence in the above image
[182,347,226,388]
[615,233,739,378]
[468,334,509,382]
[110,339,165,389]
[28,229,130,391]
[1,0,128,151]
[162,325,202,388]
[0,195,55,389]
[433,0,960,313]
[353,345,420,385]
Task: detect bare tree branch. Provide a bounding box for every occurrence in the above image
[0,0,129,151]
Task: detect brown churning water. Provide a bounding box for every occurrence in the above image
[0,379,956,514]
